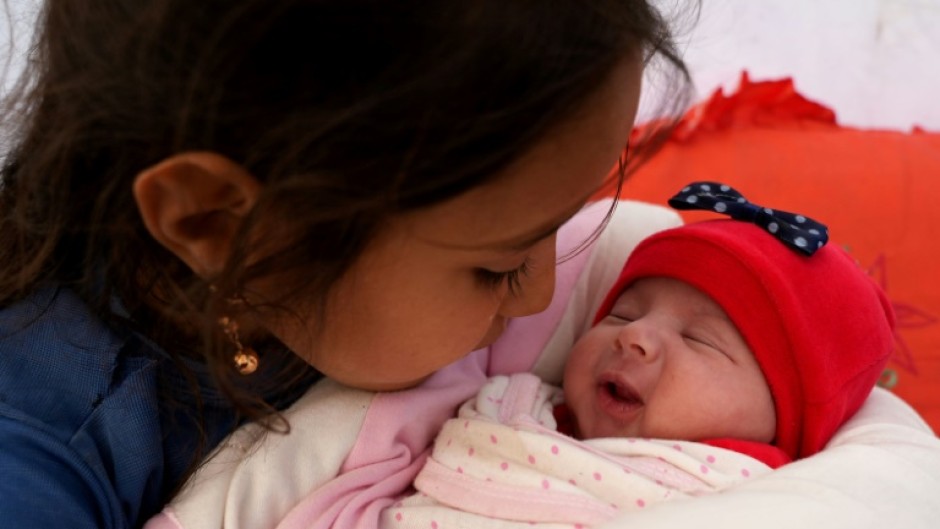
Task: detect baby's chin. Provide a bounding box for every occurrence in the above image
[578,423,632,440]
[569,413,630,440]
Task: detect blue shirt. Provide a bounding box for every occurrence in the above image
[0,287,313,528]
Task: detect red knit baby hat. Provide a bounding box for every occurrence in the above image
[593,220,895,460]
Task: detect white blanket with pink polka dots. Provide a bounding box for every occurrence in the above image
[381,374,770,528]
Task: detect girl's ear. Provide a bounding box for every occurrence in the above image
[133,151,262,278]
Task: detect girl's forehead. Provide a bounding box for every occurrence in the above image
[406,182,595,254]
[398,153,603,256]
[401,57,644,253]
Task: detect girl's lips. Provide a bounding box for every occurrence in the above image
[595,373,644,422]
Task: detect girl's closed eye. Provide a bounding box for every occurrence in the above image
[475,258,531,295]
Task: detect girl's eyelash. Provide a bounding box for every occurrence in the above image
[476,259,531,295]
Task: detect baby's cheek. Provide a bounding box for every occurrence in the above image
[740,391,777,443]
[562,372,594,426]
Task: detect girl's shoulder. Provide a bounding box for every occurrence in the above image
[0,286,169,524]
[0,287,151,434]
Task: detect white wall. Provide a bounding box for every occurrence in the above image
[0,0,39,91]
[667,0,940,131]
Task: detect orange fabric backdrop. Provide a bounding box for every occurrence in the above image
[613,73,940,432]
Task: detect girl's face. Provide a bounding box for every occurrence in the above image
[563,277,776,442]
[270,58,643,391]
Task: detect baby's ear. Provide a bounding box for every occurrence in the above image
[133,151,262,278]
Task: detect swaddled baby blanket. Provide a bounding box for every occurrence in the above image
[384,374,770,528]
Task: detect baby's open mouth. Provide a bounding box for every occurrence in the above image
[592,374,645,425]
[605,380,642,405]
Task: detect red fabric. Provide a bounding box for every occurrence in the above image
[592,221,895,461]
[668,72,837,140]
[608,72,940,433]
[552,403,579,438]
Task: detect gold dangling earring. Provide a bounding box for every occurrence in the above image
[218,315,259,375]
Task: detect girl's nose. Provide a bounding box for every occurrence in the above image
[615,319,661,363]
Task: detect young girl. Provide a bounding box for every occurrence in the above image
[0,1,681,526]
[1,2,938,529]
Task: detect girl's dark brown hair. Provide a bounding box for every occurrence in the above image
[0,0,691,494]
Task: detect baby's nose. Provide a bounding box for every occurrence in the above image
[615,320,662,362]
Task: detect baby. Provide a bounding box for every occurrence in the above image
[383,183,895,527]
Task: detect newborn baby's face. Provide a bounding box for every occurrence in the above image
[561,277,776,443]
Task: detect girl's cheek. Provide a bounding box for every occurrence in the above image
[465,293,510,349]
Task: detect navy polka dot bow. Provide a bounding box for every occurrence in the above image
[668,181,830,256]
